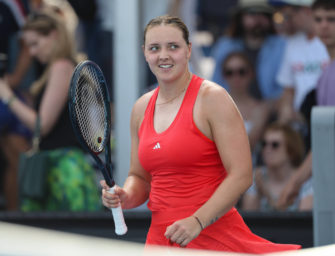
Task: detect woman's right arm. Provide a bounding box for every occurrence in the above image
[120,97,152,209]
[101,94,152,210]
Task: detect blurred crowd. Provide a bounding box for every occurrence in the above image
[1,0,335,213]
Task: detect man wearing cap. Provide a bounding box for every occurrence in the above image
[211,0,286,103]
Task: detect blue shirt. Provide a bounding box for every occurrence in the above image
[210,35,286,100]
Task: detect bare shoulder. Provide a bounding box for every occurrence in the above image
[131,89,155,129]
[199,80,233,102]
[133,90,155,116]
[197,80,237,115]
[47,59,75,91]
[50,58,75,73]
[199,79,226,93]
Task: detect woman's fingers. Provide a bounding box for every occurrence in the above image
[102,189,121,208]
[165,224,180,242]
[168,227,188,246]
[165,216,202,247]
[100,180,121,208]
[180,237,191,247]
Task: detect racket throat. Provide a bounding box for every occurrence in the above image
[106,179,115,188]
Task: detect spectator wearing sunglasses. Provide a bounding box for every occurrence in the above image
[0,9,101,212]
[222,51,270,162]
[241,122,313,211]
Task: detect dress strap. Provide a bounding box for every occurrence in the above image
[181,75,204,118]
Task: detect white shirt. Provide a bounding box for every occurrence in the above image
[277,33,329,110]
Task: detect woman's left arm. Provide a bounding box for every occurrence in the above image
[192,82,253,228]
[165,82,253,246]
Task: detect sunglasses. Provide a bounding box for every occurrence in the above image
[261,140,281,150]
[223,67,249,78]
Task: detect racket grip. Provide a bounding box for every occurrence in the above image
[109,186,128,235]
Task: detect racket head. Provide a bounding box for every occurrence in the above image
[68,60,114,186]
[69,60,111,154]
[69,62,127,236]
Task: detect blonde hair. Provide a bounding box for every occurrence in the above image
[23,10,78,96]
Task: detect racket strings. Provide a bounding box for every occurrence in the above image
[74,65,107,153]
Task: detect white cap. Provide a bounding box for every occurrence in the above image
[269,0,314,7]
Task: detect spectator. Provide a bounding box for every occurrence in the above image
[0,10,101,211]
[222,51,270,162]
[241,122,313,211]
[277,0,335,210]
[0,0,33,210]
[211,0,286,104]
[274,0,329,125]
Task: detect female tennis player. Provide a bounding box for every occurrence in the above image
[101,15,301,253]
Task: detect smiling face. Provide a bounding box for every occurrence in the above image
[23,29,56,64]
[143,24,191,84]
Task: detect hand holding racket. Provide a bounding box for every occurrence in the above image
[68,60,127,235]
[100,181,128,208]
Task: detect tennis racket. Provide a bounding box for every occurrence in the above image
[68,60,127,235]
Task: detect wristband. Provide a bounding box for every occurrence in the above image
[193,215,204,230]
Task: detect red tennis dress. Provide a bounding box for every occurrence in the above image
[138,74,301,253]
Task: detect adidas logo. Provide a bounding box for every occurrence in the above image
[153,142,161,150]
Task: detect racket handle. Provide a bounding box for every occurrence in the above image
[109,186,128,235]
